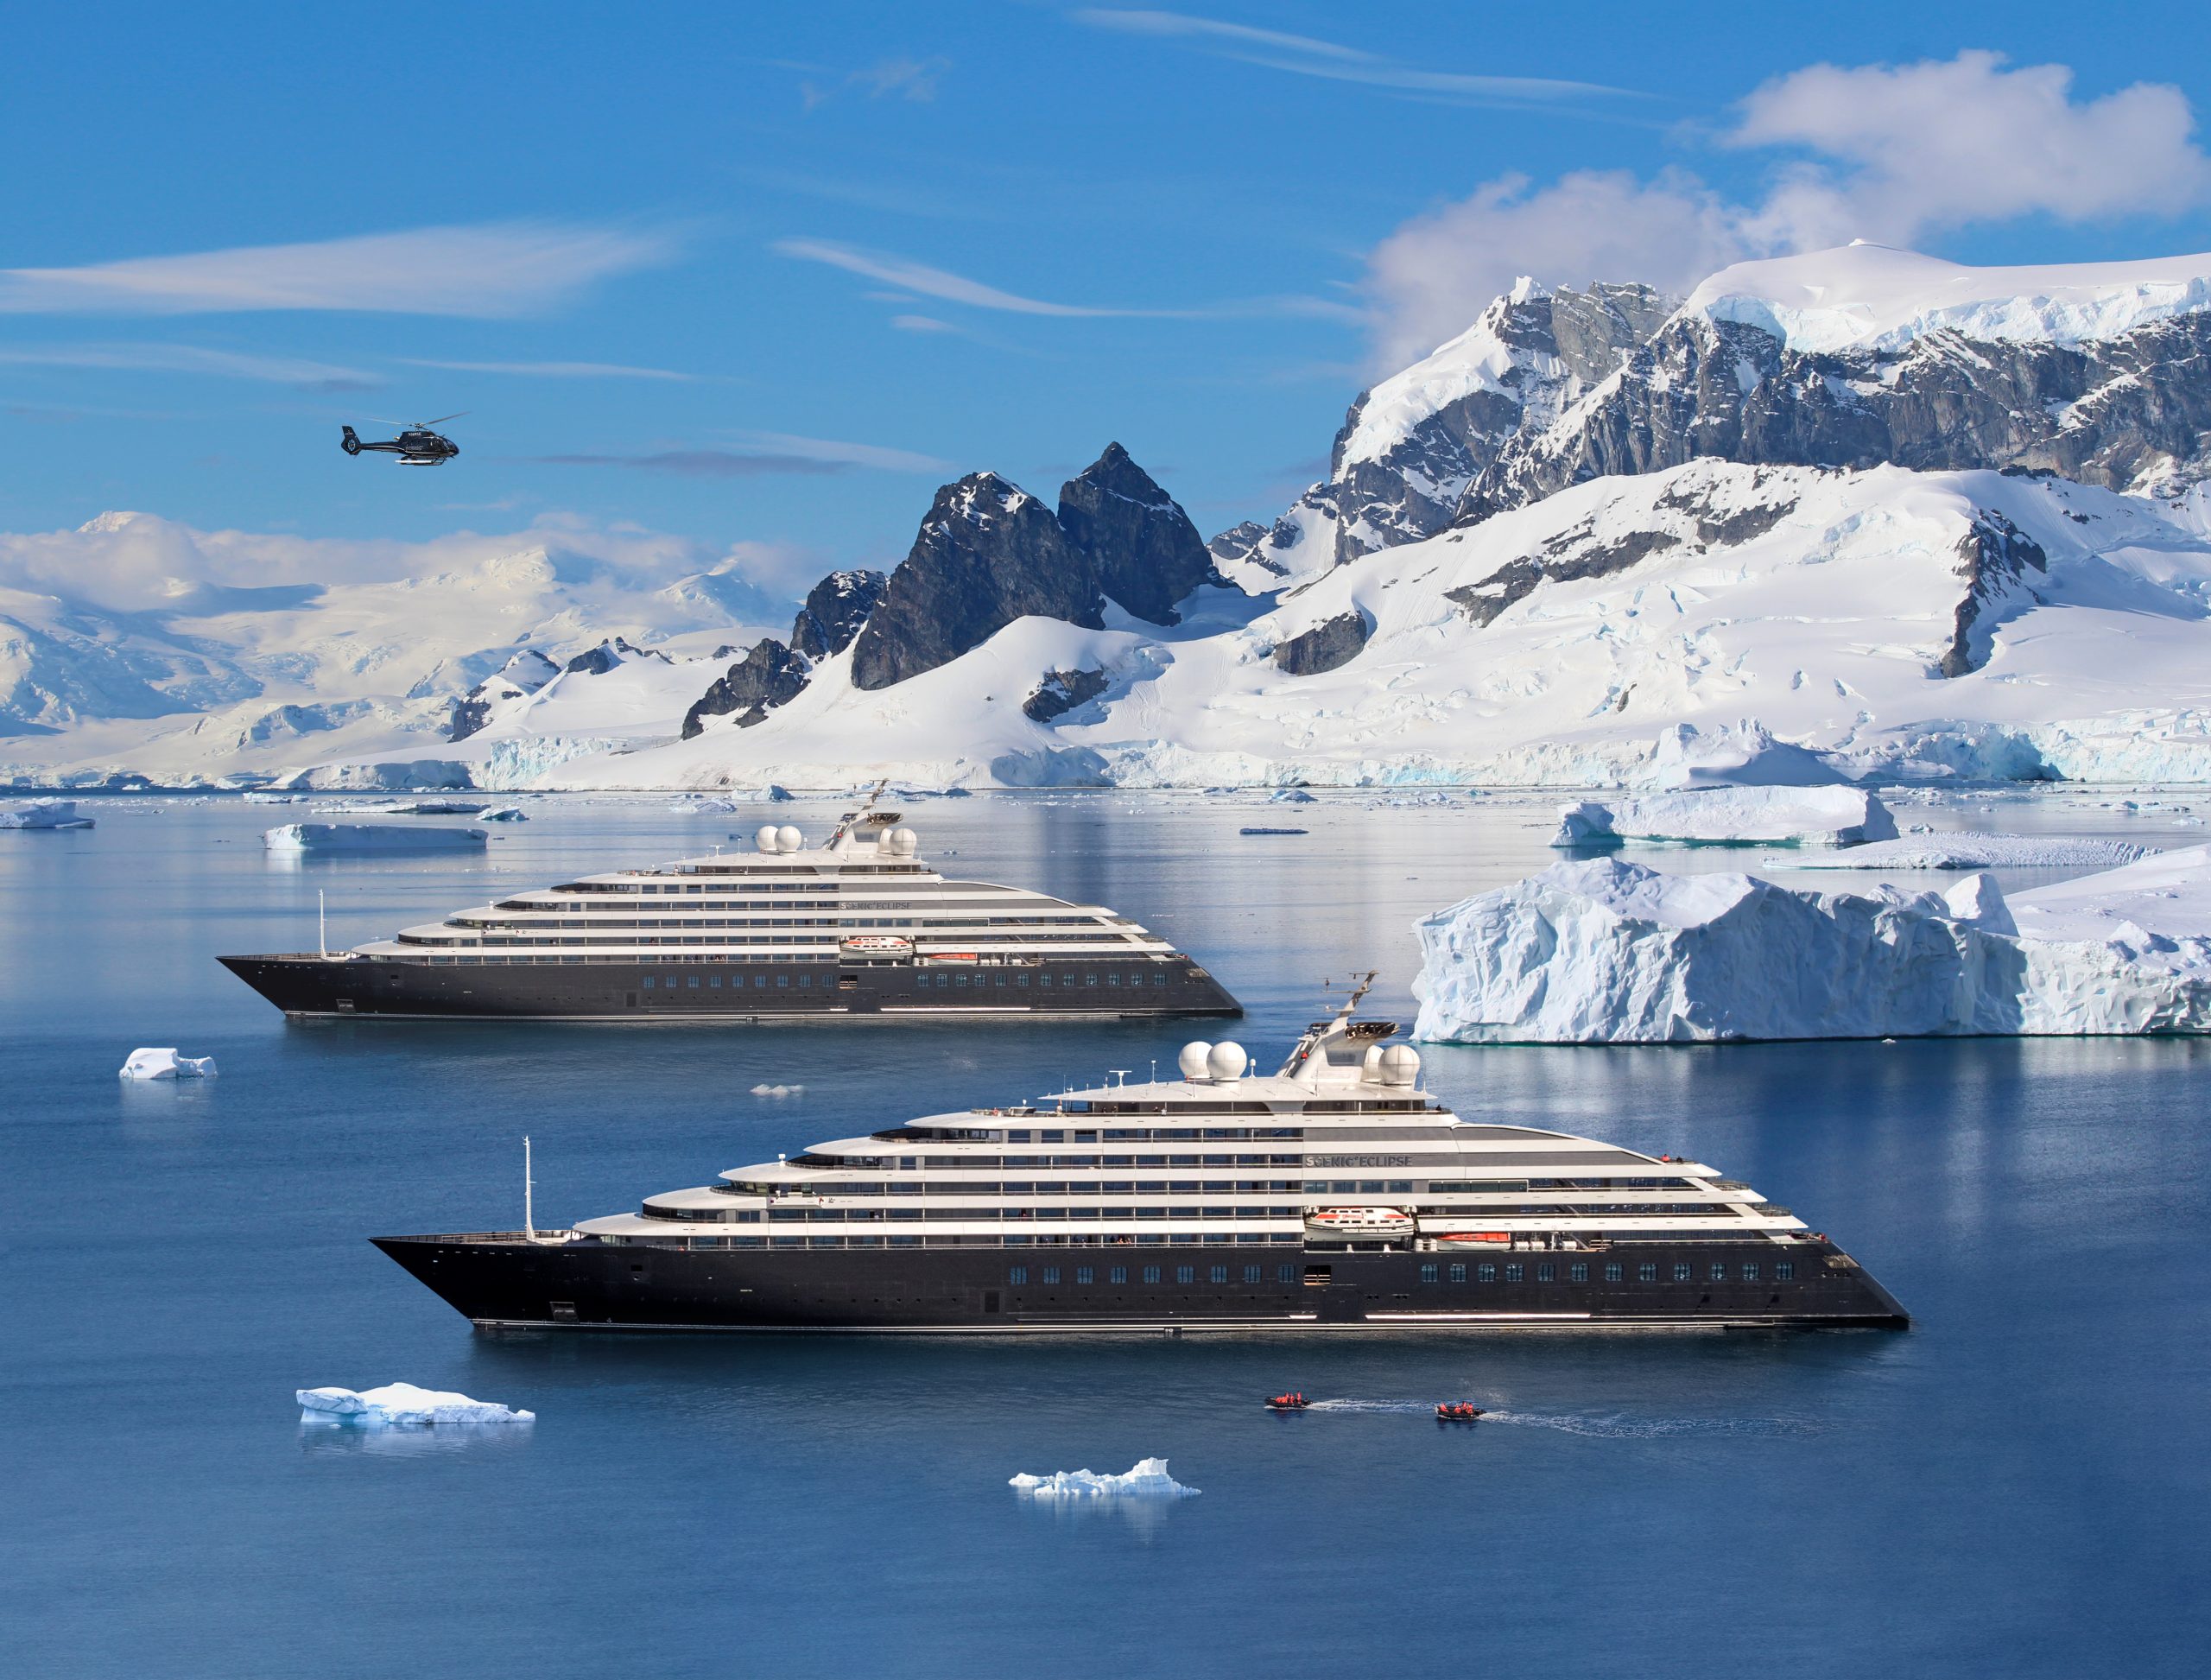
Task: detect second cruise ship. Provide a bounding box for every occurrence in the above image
[220,796,1239,1021]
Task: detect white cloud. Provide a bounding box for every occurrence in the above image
[1360,52,2211,371]
[0,220,679,317]
[0,341,378,388]
[533,430,951,478]
[400,358,699,381]
[849,56,951,101]
[733,431,952,472]
[1074,10,1632,105]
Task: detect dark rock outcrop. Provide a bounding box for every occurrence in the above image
[562,635,667,675]
[681,640,813,738]
[1942,511,2049,678]
[790,569,888,660]
[848,473,1101,692]
[448,649,560,742]
[1459,309,2211,525]
[1056,443,1218,624]
[1023,667,1110,722]
[1272,610,1371,675]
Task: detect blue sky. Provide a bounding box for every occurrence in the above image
[5,1,2211,598]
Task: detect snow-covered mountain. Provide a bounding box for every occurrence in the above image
[17,242,2211,792]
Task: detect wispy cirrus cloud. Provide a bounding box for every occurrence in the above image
[0,341,378,389]
[535,431,952,478]
[400,357,700,382]
[1073,10,1638,106]
[776,237,1360,325]
[0,220,680,318]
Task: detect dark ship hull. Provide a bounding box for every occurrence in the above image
[373,1233,1910,1334]
[219,954,1241,1020]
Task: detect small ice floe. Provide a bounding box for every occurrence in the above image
[1,799,96,830]
[264,822,487,853]
[751,1082,805,1098]
[1239,826,1308,836]
[1268,788,1316,804]
[120,1048,218,1081]
[297,1382,534,1426]
[1010,1457,1198,1499]
[241,791,307,804]
[476,806,528,822]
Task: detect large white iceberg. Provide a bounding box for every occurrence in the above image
[119,1047,218,1080]
[264,822,486,853]
[296,1382,534,1425]
[1,799,95,829]
[1553,785,1898,848]
[1635,721,1845,790]
[1010,1457,1199,1499]
[1411,848,2211,1043]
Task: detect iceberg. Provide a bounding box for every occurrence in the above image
[119,1047,218,1080]
[751,1082,805,1097]
[1550,786,1898,848]
[264,822,487,854]
[1412,850,2211,1043]
[1,799,95,829]
[1009,1457,1199,1499]
[296,1382,534,1426]
[475,805,528,822]
[1777,834,2157,871]
[1636,721,1844,791]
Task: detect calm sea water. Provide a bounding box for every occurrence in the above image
[5,789,2208,1678]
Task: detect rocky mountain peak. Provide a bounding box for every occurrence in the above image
[1056,442,1220,625]
[790,568,887,660]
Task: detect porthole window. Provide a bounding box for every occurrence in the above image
[1144,1265,1162,1284]
[1277,1265,1296,1284]
[1741,1262,1760,1281]
[1110,1266,1127,1284]
[1536,1263,1555,1283]
[1209,1265,1227,1284]
[1638,1263,1657,1283]
[1009,1266,1028,1284]
[1776,1261,1795,1281]
[1242,1265,1261,1284]
[1175,1265,1194,1284]
[1042,1267,1060,1284]
[1504,1264,1524,1283]
[1569,1263,1588,1283]
[1709,1262,1727,1282]
[1420,1264,1438,1284]
[1074,1266,1093,1284]
[1605,1263,1622,1283]
[1477,1263,1496,1283]
[1672,1263,1693,1282]
[1448,1264,1466,1283]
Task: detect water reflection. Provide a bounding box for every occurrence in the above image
[297,1417,535,1459]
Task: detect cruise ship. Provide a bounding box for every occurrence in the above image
[220,796,1239,1020]
[374,982,1908,1333]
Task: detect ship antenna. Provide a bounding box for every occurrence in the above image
[523,1135,535,1241]
[318,889,327,960]
[1110,1068,1131,1088]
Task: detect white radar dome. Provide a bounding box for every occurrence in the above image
[1176,1041,1213,1080]
[1206,1041,1248,1082]
[775,825,803,853]
[890,827,918,853]
[755,825,781,853]
[1361,1043,1386,1081]
[1378,1043,1421,1087]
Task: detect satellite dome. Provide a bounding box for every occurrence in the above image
[890,826,918,853]
[775,825,803,853]
[1361,1043,1386,1081]
[755,825,781,853]
[1378,1043,1421,1087]
[1176,1041,1213,1080]
[1206,1041,1248,1081]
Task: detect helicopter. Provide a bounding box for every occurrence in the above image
[339,413,466,465]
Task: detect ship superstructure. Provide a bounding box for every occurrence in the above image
[374,981,1907,1332]
[221,797,1239,1020]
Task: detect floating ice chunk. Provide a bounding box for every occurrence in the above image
[119,1047,218,1080]
[297,1382,534,1426]
[1549,786,1897,848]
[1412,849,2211,1043]
[751,1082,805,1097]
[475,806,528,822]
[1010,1457,1198,1499]
[264,822,487,853]
[1636,721,1844,790]
[1776,834,2156,872]
[1269,788,1317,803]
[0,799,95,829]
[241,791,307,804]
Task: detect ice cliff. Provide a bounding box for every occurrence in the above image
[1411,849,2211,1043]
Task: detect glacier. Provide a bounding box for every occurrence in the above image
[296,1382,535,1426]
[1410,849,2211,1043]
[1009,1457,1199,1499]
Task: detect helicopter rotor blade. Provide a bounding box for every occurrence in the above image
[415,412,469,428]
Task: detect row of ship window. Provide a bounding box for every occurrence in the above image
[462,914,1105,929]
[633,970,1168,991]
[1000,1261,1800,1286]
